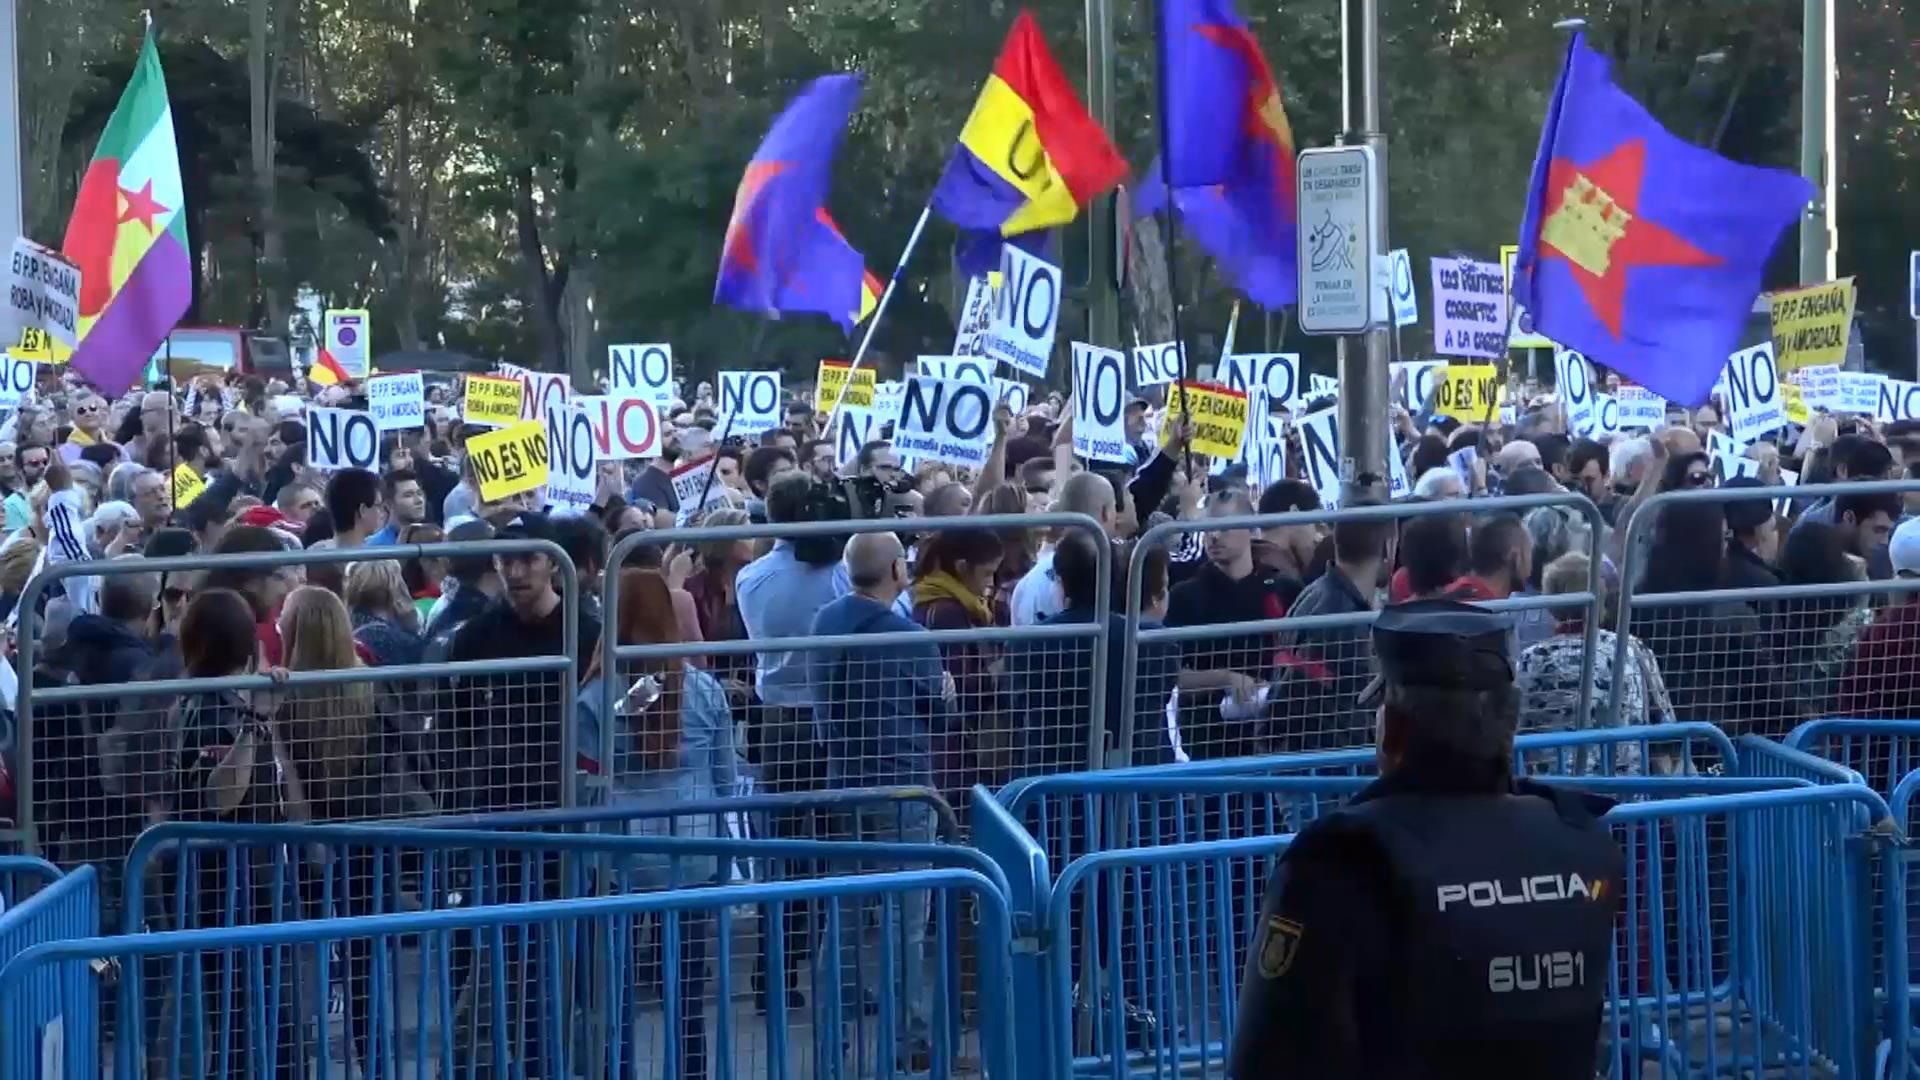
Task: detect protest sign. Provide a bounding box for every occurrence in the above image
[1250,415,1288,491]
[576,394,660,460]
[1780,382,1808,426]
[1774,469,1799,516]
[6,237,79,350]
[1391,360,1444,416]
[500,363,571,424]
[0,356,34,407]
[917,355,992,385]
[307,406,380,471]
[1792,364,1841,414]
[1158,381,1248,459]
[8,326,61,363]
[814,359,876,415]
[1878,378,1920,424]
[986,245,1060,378]
[873,381,905,427]
[995,378,1031,415]
[1070,343,1129,464]
[1554,348,1595,435]
[1710,448,1762,487]
[952,276,996,357]
[463,373,524,427]
[367,372,425,431]
[1433,364,1505,422]
[1223,353,1301,410]
[1615,385,1666,429]
[1838,371,1884,415]
[835,406,881,470]
[1388,249,1418,328]
[172,463,206,509]
[468,420,549,503]
[1132,342,1187,390]
[608,343,674,409]
[1448,446,1479,491]
[1500,243,1553,349]
[718,371,781,433]
[670,455,720,508]
[1295,405,1342,508]
[896,376,994,468]
[1768,279,1855,372]
[1308,373,1341,400]
[1430,256,1508,359]
[1723,344,1785,444]
[544,401,598,511]
[1706,430,1741,465]
[1591,393,1621,437]
[322,310,371,379]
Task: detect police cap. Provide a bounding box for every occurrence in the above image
[1356,598,1515,707]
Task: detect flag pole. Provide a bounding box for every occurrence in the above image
[822,202,932,436]
[1151,0,1193,480]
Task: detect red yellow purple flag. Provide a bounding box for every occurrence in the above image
[60,33,191,396]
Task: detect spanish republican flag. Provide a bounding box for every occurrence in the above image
[814,210,885,331]
[60,34,191,397]
[931,11,1127,238]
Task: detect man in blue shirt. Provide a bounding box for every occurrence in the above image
[807,529,950,1068]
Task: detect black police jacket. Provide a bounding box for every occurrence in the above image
[1228,767,1624,1079]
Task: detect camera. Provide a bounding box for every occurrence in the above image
[791,475,917,565]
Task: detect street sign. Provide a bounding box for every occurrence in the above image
[1295,145,1378,335]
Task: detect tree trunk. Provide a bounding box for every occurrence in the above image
[512,166,568,370]
[250,0,289,334]
[1126,207,1177,348]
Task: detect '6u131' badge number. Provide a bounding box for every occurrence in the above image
[1258,915,1303,979]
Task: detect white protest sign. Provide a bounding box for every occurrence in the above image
[501,362,572,424]
[1070,343,1130,464]
[543,401,598,511]
[873,381,906,427]
[1775,469,1799,516]
[576,394,661,461]
[367,372,425,432]
[1391,360,1444,416]
[1295,405,1344,509]
[1448,446,1479,491]
[1707,430,1741,463]
[0,357,34,407]
[1387,433,1411,497]
[985,245,1060,378]
[1308,373,1340,400]
[1794,364,1841,412]
[1554,348,1595,436]
[836,405,881,470]
[1878,378,1920,424]
[952,277,996,357]
[1723,344,1785,444]
[917,355,993,385]
[6,237,79,349]
[1838,371,1884,415]
[608,343,675,410]
[1132,342,1187,390]
[1251,416,1288,491]
[306,406,380,471]
[718,371,782,434]
[1222,354,1301,410]
[1591,393,1621,437]
[671,456,716,507]
[1430,256,1508,359]
[1615,386,1666,430]
[994,378,1031,415]
[1388,249,1418,328]
[895,376,994,469]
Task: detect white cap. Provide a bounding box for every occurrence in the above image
[1891,517,1920,577]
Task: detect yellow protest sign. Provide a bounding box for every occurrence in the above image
[1781,381,1810,425]
[10,327,69,364]
[814,359,876,415]
[1434,364,1507,422]
[1768,279,1855,372]
[467,419,550,503]
[463,373,525,428]
[172,463,206,508]
[1157,382,1249,459]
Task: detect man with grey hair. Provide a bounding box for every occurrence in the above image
[1413,467,1467,501]
[53,561,172,685]
[807,529,952,1070]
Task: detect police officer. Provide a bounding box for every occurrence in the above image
[1228,599,1624,1078]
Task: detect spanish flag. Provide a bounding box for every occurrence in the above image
[932,11,1126,238]
[308,346,352,386]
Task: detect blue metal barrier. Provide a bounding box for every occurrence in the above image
[1788,720,1920,808]
[1,869,1015,1080]
[0,865,99,1080]
[414,785,963,844]
[0,855,61,911]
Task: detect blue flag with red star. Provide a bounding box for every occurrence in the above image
[1513,35,1811,406]
[1133,0,1297,309]
[714,74,868,326]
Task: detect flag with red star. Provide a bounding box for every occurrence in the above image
[60,32,192,396]
[1514,34,1812,406]
[714,74,868,327]
[1134,0,1297,309]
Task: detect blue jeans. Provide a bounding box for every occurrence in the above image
[830,801,935,1053]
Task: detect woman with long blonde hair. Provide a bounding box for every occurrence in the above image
[576,568,739,1080]
[278,586,379,817]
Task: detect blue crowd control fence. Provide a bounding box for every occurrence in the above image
[1874,771,1920,1078]
[979,771,1888,1080]
[0,855,62,911]
[8,540,584,876]
[116,820,1004,1078]
[0,868,1016,1080]
[1788,720,1920,808]
[403,785,963,845]
[0,864,100,1080]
